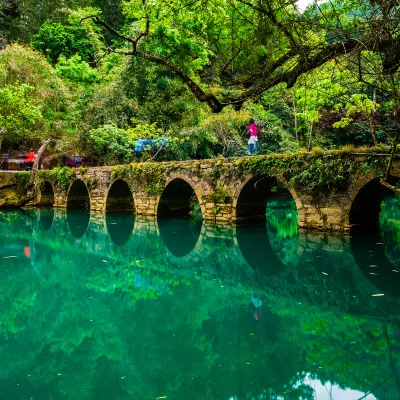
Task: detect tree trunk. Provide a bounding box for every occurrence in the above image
[381,108,400,192]
[307,120,314,151]
[370,89,378,146]
[0,128,4,152]
[29,139,51,185]
[369,116,378,146]
[293,95,298,141]
[25,138,52,202]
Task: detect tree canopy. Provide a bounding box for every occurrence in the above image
[1,0,400,161]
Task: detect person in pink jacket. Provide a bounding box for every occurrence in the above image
[247,118,258,155]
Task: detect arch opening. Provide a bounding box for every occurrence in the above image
[67,180,90,210]
[106,180,134,212]
[39,181,54,207]
[349,177,399,229]
[236,176,297,222]
[158,178,202,218]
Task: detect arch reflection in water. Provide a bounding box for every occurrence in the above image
[158,217,203,257]
[37,208,54,231]
[106,212,135,246]
[237,223,286,277]
[351,233,400,297]
[352,195,400,297]
[67,209,90,239]
[237,196,299,275]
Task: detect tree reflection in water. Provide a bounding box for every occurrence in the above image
[0,201,399,399]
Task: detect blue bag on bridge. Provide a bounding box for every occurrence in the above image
[134,137,170,154]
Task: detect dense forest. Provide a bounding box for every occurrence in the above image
[1,0,400,164]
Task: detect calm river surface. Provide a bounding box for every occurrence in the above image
[1,198,400,399]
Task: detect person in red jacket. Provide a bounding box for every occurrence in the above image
[26,150,36,170]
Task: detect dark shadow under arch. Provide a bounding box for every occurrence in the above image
[106,180,134,212]
[236,176,294,222]
[158,217,203,257]
[67,180,90,210]
[236,223,287,277]
[106,212,135,246]
[158,178,201,217]
[39,181,54,206]
[350,177,399,229]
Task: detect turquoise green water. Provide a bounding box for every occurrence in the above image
[1,198,400,399]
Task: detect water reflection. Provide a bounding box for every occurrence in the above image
[0,202,400,399]
[351,195,400,297]
[236,197,299,276]
[351,232,400,297]
[158,216,203,257]
[106,211,135,246]
[67,209,90,239]
[266,197,299,268]
[37,208,54,231]
[236,224,287,276]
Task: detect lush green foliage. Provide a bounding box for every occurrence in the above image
[32,19,98,64]
[38,166,76,189]
[0,83,42,146]
[1,0,400,162]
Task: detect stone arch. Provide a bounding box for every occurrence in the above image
[67,179,91,210]
[232,174,302,222]
[348,176,399,229]
[105,179,135,212]
[158,174,205,217]
[38,181,55,206]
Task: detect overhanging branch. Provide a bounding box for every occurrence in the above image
[83,10,400,113]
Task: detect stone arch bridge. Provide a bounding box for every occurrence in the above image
[16,153,400,231]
